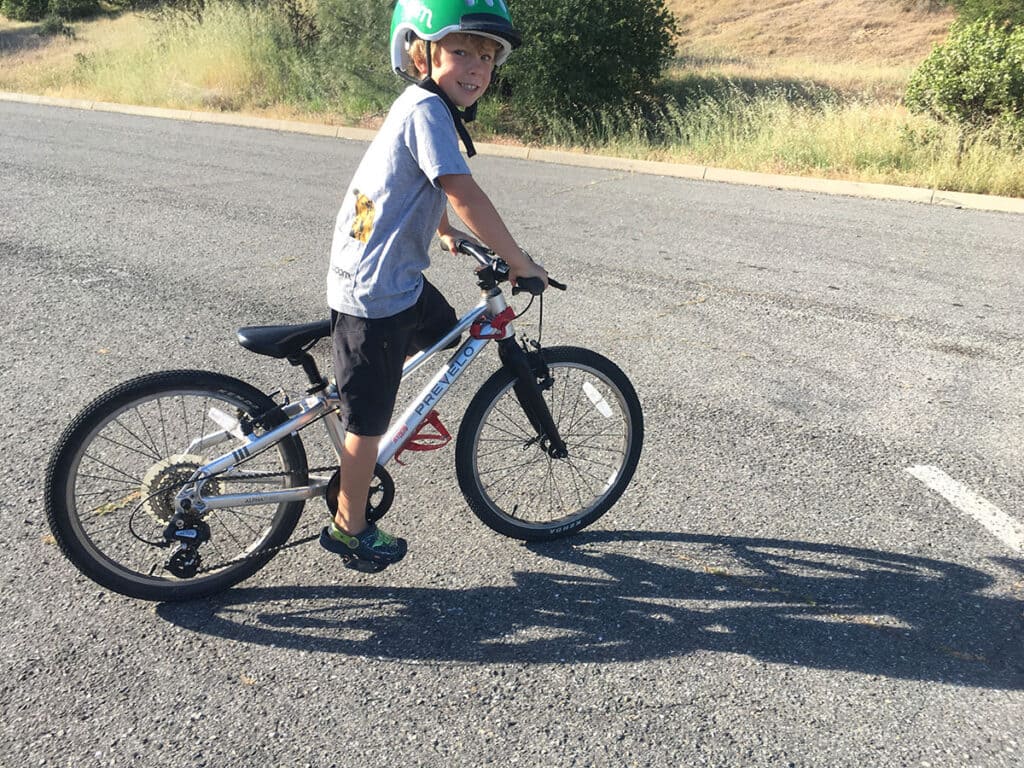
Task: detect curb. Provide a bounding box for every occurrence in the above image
[4,90,1023,215]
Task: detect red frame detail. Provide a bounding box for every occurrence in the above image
[393,410,452,465]
[470,306,516,340]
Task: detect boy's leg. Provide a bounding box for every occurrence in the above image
[324,308,409,568]
[322,433,406,567]
[333,431,379,535]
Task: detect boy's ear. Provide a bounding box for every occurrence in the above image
[414,40,438,77]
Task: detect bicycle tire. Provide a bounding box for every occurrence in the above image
[45,370,308,601]
[456,346,643,541]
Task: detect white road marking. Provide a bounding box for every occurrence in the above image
[906,465,1023,552]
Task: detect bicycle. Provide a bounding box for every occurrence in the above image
[45,241,644,601]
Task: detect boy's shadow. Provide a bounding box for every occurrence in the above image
[158,531,1024,689]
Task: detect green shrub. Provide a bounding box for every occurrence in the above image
[49,0,99,19]
[1,0,49,21]
[905,17,1024,139]
[951,0,1024,27]
[38,10,71,33]
[1,0,98,20]
[499,0,679,131]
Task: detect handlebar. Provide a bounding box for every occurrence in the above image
[444,239,567,296]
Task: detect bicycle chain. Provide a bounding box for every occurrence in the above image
[193,530,322,574]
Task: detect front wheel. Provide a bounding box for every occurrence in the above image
[45,370,308,601]
[456,346,643,541]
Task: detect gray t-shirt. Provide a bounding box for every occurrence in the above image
[327,86,471,318]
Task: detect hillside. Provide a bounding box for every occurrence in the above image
[671,0,955,64]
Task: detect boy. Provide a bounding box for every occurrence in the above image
[321,0,547,571]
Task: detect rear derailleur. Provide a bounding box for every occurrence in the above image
[160,513,211,578]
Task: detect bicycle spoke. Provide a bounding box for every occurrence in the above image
[79,453,149,486]
[212,506,266,539]
[75,469,140,488]
[156,397,169,458]
[82,516,139,538]
[94,430,163,463]
[547,458,567,517]
[211,516,250,553]
[132,406,164,461]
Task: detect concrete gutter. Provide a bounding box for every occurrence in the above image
[4,90,1023,215]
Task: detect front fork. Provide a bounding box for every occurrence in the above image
[497,337,568,459]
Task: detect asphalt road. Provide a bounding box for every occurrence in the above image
[2,100,1023,768]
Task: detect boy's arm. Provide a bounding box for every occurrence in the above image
[436,209,475,256]
[438,173,548,287]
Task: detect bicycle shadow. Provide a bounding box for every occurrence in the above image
[157,531,1024,689]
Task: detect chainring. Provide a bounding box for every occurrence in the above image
[325,463,395,524]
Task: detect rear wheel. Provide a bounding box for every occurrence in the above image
[45,370,308,601]
[456,346,643,541]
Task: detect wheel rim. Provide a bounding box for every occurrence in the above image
[470,362,634,532]
[63,387,298,585]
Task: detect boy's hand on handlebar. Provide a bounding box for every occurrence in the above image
[506,250,549,289]
[438,230,475,256]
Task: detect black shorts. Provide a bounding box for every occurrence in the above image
[331,278,458,436]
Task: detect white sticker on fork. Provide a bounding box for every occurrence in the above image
[583,381,614,418]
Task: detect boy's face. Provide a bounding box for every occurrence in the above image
[429,33,498,108]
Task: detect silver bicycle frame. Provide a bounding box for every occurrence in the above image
[184,290,514,512]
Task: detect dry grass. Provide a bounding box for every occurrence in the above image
[0,14,152,94]
[668,0,955,101]
[671,0,954,64]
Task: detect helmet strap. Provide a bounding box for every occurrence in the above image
[417,77,477,158]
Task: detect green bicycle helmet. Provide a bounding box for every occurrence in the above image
[390,0,523,77]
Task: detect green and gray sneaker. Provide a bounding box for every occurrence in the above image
[319,522,407,573]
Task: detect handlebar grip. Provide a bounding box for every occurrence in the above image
[511,277,546,296]
[512,277,568,295]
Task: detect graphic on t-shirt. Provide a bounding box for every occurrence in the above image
[349,189,375,243]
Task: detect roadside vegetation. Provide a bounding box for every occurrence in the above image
[1,0,1022,197]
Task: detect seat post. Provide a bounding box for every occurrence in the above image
[288,352,327,393]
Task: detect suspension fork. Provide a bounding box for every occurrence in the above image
[496,337,568,458]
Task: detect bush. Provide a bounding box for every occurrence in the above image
[905,17,1024,140]
[39,10,71,33]
[49,0,99,19]
[1,0,99,20]
[1,0,49,21]
[499,0,679,131]
[951,0,1024,27]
